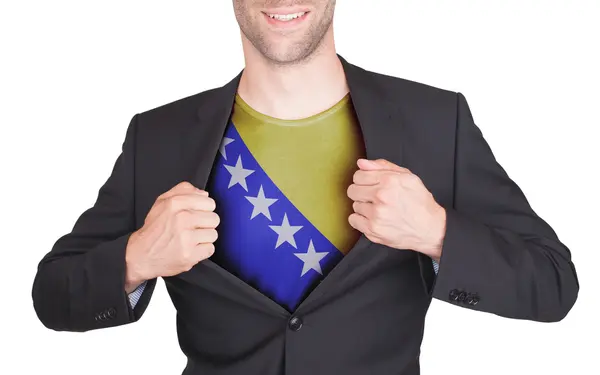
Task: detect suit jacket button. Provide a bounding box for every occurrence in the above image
[471,296,480,305]
[466,294,474,305]
[107,308,116,319]
[288,316,303,332]
[449,289,459,301]
[458,292,467,302]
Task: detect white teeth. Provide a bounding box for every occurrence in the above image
[267,12,306,21]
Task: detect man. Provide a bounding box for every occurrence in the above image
[32,1,579,374]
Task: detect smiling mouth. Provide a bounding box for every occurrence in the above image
[262,10,310,27]
[264,11,307,21]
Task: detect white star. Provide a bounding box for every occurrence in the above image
[224,155,255,191]
[269,213,302,249]
[219,137,235,160]
[245,185,278,220]
[294,240,329,277]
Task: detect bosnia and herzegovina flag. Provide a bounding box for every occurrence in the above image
[206,96,364,312]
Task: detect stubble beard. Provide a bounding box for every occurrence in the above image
[235,2,335,66]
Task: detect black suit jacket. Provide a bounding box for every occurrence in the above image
[32,55,579,375]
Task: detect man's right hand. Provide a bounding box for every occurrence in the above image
[124,181,220,293]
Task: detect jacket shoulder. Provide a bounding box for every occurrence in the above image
[134,86,219,127]
[358,65,458,107]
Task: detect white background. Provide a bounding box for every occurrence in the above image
[1,1,599,374]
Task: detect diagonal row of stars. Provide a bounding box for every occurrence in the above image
[219,136,330,277]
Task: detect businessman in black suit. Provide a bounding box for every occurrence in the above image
[32,1,579,374]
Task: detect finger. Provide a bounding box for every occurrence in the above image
[193,211,220,229]
[357,158,410,173]
[348,213,385,244]
[347,184,377,203]
[159,190,209,204]
[188,228,219,244]
[353,170,383,186]
[348,212,371,235]
[167,194,217,213]
[176,210,220,229]
[193,243,216,262]
[159,181,208,200]
[352,201,374,219]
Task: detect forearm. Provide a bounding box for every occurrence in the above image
[32,114,156,330]
[432,208,578,322]
[32,234,135,331]
[430,92,579,321]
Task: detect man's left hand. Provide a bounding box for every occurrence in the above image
[347,158,447,262]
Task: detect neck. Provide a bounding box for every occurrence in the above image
[237,31,348,120]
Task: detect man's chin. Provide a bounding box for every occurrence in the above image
[265,56,306,66]
[259,45,316,65]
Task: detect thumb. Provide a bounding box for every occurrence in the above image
[357,158,405,172]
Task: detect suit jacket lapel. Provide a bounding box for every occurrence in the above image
[188,71,243,190]
[296,56,408,311]
[179,55,409,314]
[178,72,294,316]
[339,55,405,163]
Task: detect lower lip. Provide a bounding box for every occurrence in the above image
[263,12,309,28]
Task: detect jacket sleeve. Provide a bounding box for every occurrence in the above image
[431,93,579,322]
[32,115,156,332]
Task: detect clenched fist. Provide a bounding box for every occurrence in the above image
[347,159,446,261]
[124,181,220,292]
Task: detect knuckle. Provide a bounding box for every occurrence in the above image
[369,235,382,244]
[179,248,192,264]
[178,181,194,190]
[180,228,195,245]
[379,173,394,186]
[185,248,199,265]
[408,173,420,184]
[174,210,191,227]
[366,221,378,236]
[384,172,403,187]
[176,229,189,246]
[374,188,391,203]
[402,173,420,187]
[372,204,386,218]
[370,222,385,238]
[167,196,182,211]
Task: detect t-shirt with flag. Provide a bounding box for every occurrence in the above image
[205,93,366,312]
